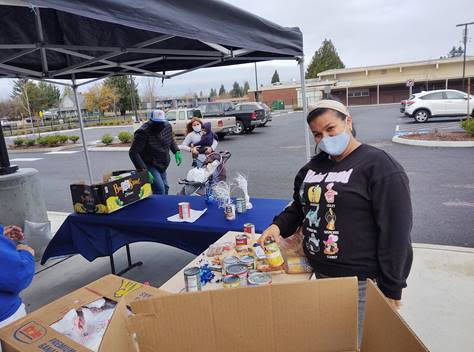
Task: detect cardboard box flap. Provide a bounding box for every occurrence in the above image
[361,280,428,352]
[129,278,359,352]
[99,299,135,352]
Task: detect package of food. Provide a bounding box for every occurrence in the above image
[279,227,305,257]
[284,256,313,274]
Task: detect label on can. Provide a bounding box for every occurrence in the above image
[235,234,248,252]
[226,264,248,286]
[236,198,246,213]
[239,255,255,270]
[222,256,240,275]
[223,275,240,288]
[184,267,201,292]
[264,241,284,267]
[224,203,236,221]
[243,223,255,235]
[179,202,191,219]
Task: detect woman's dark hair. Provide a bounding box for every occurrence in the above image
[306,100,356,137]
[186,117,203,134]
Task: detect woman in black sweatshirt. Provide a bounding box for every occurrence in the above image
[258,100,413,344]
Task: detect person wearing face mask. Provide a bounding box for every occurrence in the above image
[258,100,413,346]
[129,109,182,195]
[179,117,218,167]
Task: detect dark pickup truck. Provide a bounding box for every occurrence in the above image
[197,102,265,135]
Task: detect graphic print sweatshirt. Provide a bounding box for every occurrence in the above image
[273,144,413,300]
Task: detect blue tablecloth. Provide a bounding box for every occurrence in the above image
[41,195,289,264]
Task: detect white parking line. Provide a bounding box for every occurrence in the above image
[44,151,80,155]
[443,201,474,208]
[10,158,43,162]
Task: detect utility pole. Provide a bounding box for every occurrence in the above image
[456,21,474,91]
[254,62,259,102]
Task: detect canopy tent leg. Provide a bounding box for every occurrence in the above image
[298,58,311,161]
[72,79,93,184]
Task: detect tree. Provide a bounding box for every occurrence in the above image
[209,88,217,98]
[230,81,243,98]
[142,77,157,108]
[84,84,115,114]
[199,91,203,98]
[243,81,250,95]
[37,82,60,111]
[218,84,226,96]
[104,76,139,115]
[305,39,345,79]
[11,79,37,117]
[62,86,73,98]
[271,70,280,84]
[0,99,23,120]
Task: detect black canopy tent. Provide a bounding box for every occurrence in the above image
[0,0,310,183]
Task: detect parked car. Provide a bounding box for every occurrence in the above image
[404,89,474,123]
[165,108,236,138]
[233,103,266,133]
[197,102,261,135]
[400,93,421,114]
[255,102,272,126]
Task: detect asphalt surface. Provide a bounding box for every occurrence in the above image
[7,105,474,247]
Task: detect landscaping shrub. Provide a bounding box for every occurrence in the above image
[46,135,61,147]
[118,131,133,144]
[69,135,80,143]
[102,134,114,145]
[25,139,36,147]
[13,138,25,147]
[58,135,69,144]
[460,118,474,137]
[37,137,49,146]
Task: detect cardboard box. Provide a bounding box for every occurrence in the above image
[129,277,428,352]
[70,170,152,214]
[0,275,168,352]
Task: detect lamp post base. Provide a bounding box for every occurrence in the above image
[0,164,18,175]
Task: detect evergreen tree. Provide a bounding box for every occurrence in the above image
[271,70,280,84]
[305,39,345,79]
[243,81,250,95]
[104,76,139,115]
[209,88,217,97]
[231,81,243,98]
[218,84,226,96]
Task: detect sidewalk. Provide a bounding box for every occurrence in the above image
[24,211,474,352]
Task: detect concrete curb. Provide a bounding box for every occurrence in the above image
[88,146,130,152]
[392,135,474,147]
[5,124,134,139]
[7,143,84,154]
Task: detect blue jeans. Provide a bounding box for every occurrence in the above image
[147,166,169,195]
[315,272,367,348]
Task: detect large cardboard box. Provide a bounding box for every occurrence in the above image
[70,170,152,214]
[0,275,168,352]
[129,277,428,352]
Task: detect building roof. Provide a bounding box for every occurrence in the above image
[318,56,474,77]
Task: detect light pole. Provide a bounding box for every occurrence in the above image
[254,62,259,102]
[456,21,474,91]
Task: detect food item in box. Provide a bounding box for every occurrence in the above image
[235,233,248,252]
[50,298,116,352]
[248,272,272,286]
[222,256,240,275]
[256,259,271,272]
[223,275,240,288]
[239,255,255,271]
[225,264,248,286]
[207,243,225,257]
[264,238,284,267]
[284,256,313,274]
[251,243,267,259]
[184,267,201,292]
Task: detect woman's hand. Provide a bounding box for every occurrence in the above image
[386,298,402,310]
[258,224,282,248]
[191,147,199,156]
[4,225,24,242]
[17,244,35,257]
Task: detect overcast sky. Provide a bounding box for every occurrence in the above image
[0,0,472,100]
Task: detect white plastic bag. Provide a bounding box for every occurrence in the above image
[23,220,52,260]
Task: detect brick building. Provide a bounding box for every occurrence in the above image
[250,56,474,107]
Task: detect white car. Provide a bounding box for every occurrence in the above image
[404,89,474,123]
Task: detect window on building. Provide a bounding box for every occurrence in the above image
[445,91,466,100]
[348,90,369,98]
[421,92,445,100]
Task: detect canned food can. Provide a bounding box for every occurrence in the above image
[243,223,255,236]
[235,234,248,252]
[222,256,240,275]
[236,198,246,213]
[264,239,284,267]
[248,272,272,286]
[223,275,240,288]
[224,203,236,221]
[184,267,201,292]
[178,202,191,219]
[239,255,256,271]
[226,263,248,286]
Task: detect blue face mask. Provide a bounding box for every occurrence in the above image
[318,118,351,156]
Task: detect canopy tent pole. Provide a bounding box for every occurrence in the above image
[299,58,311,161]
[72,79,94,184]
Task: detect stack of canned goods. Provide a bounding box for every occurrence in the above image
[221,254,272,288]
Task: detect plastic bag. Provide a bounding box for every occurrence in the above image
[279,228,313,274]
[23,220,52,260]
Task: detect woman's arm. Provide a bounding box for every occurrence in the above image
[0,238,35,294]
[179,133,193,152]
[372,171,413,301]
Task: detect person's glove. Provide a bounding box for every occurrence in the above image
[147,171,155,184]
[175,151,182,166]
